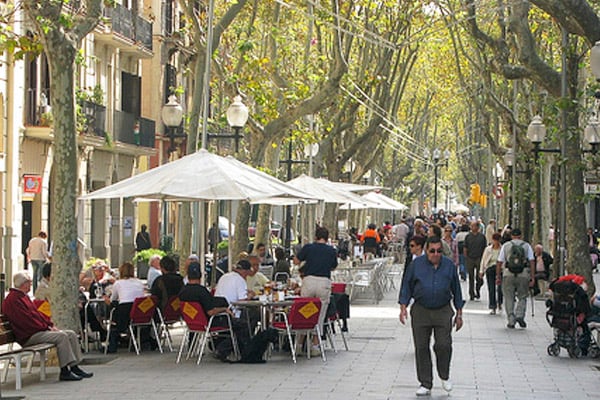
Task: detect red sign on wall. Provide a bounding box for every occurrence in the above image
[23,175,42,194]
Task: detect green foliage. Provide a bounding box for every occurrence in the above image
[133,248,166,264]
[39,112,53,127]
[75,49,86,67]
[0,30,44,61]
[76,85,104,105]
[104,131,113,147]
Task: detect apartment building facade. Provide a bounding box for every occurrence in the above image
[1,0,185,278]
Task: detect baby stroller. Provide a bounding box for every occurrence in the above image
[545,277,600,358]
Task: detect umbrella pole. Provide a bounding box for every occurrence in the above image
[227,201,233,272]
[213,202,219,287]
[200,200,206,286]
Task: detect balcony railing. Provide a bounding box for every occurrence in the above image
[114,110,155,148]
[79,100,106,138]
[103,4,153,52]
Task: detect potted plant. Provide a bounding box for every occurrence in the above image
[133,248,166,279]
[39,111,53,127]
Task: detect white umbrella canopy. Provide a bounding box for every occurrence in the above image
[286,174,368,204]
[329,180,384,193]
[80,149,316,202]
[451,203,470,213]
[361,191,408,210]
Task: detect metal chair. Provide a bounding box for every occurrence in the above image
[128,296,163,355]
[324,296,348,352]
[273,272,290,283]
[259,265,274,280]
[271,297,326,363]
[156,296,182,352]
[176,301,239,364]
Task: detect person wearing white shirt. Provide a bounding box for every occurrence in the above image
[26,231,50,292]
[106,262,145,353]
[246,255,270,293]
[215,260,254,318]
[146,255,162,290]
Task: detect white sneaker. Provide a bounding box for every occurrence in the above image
[416,386,431,396]
[442,379,453,393]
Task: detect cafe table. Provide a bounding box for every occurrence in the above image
[232,297,296,333]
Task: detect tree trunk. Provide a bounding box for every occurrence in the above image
[564,49,595,294]
[22,0,104,330]
[46,43,81,331]
[233,202,251,258]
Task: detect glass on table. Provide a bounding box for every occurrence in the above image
[264,284,272,296]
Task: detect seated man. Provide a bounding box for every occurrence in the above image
[215,260,257,330]
[4,272,93,381]
[179,262,247,359]
[151,255,184,311]
[246,255,270,293]
[215,260,255,307]
[146,254,162,290]
[256,243,274,266]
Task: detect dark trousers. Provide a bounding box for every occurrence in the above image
[485,267,503,309]
[410,303,454,390]
[466,257,483,299]
[108,302,133,352]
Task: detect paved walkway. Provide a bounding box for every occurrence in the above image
[4,273,600,399]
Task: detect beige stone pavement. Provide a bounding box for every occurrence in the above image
[3,272,600,400]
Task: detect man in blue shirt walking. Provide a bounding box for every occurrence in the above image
[399,236,464,397]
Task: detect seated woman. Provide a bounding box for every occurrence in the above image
[83,263,114,342]
[105,262,145,353]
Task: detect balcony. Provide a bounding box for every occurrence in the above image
[95,3,153,58]
[79,100,106,138]
[25,87,50,127]
[113,110,155,148]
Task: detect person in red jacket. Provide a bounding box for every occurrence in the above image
[3,271,93,381]
[361,223,381,256]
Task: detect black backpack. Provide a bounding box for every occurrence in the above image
[506,241,527,274]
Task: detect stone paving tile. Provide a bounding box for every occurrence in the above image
[3,273,600,400]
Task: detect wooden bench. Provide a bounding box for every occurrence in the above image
[0,315,55,390]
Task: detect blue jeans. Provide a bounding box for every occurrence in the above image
[458,254,466,279]
[30,259,45,293]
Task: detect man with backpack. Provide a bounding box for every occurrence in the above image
[495,228,535,329]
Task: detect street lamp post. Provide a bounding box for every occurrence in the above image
[503,149,515,227]
[527,113,600,274]
[280,135,309,256]
[160,95,184,243]
[432,148,450,212]
[161,95,184,153]
[207,95,249,152]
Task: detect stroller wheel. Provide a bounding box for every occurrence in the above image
[568,345,582,358]
[588,346,600,358]
[547,343,560,357]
